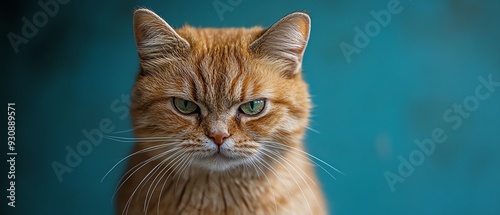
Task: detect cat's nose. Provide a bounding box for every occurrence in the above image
[209,132,230,146]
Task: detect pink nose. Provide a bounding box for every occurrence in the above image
[209,132,230,146]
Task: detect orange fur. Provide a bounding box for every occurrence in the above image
[117,9,327,215]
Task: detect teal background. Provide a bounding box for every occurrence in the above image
[2,0,500,214]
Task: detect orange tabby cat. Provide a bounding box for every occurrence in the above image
[117,8,327,215]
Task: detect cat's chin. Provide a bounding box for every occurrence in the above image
[193,153,251,172]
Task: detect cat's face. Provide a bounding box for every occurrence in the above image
[130,9,311,172]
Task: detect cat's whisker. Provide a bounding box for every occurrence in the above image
[114,148,178,201]
[141,153,182,213]
[148,152,191,213]
[123,151,179,215]
[262,142,339,181]
[254,155,296,211]
[261,151,310,214]
[104,136,139,143]
[260,150,313,215]
[144,151,185,213]
[142,151,186,213]
[306,126,320,134]
[104,135,181,142]
[182,156,194,179]
[156,154,193,214]
[112,128,137,135]
[247,158,278,214]
[139,151,178,214]
[263,148,317,186]
[261,148,320,213]
[171,154,195,213]
[140,154,176,214]
[174,153,194,195]
[122,150,178,215]
[115,147,177,188]
[264,142,343,180]
[241,158,250,175]
[105,137,176,143]
[262,141,345,176]
[101,144,173,183]
[105,135,180,140]
[263,148,321,212]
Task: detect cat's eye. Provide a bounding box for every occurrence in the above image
[173,98,198,114]
[239,100,266,115]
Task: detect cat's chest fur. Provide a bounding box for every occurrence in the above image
[117,151,326,215]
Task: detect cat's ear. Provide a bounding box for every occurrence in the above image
[133,9,190,62]
[249,12,311,76]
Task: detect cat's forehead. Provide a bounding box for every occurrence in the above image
[187,51,266,111]
[177,26,263,55]
[171,27,271,106]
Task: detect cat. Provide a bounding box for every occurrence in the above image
[116,8,328,215]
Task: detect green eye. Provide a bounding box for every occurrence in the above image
[173,98,198,114]
[239,100,265,115]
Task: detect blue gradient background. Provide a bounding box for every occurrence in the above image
[2,0,500,214]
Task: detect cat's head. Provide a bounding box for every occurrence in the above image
[130,9,311,172]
